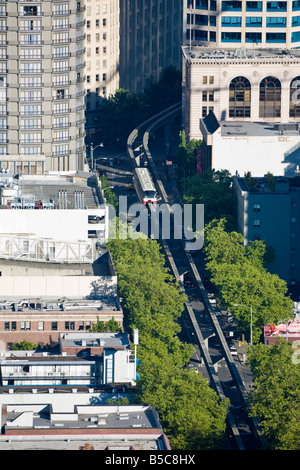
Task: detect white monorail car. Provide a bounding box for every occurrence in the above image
[134,167,158,204]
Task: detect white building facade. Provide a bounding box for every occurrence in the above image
[183,47,300,141]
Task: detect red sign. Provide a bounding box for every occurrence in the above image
[197,147,202,174]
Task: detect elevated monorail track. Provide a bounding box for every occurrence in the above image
[126,104,267,450]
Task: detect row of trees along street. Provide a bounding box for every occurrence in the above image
[180,167,299,450]
[106,222,229,450]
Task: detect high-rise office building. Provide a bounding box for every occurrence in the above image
[182,1,300,141]
[1,0,86,174]
[184,0,300,49]
[119,0,183,94]
[84,0,119,112]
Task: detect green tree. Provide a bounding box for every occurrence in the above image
[182,169,235,228]
[90,316,121,333]
[247,340,300,450]
[12,340,37,350]
[175,129,202,174]
[96,89,149,146]
[99,175,118,211]
[144,66,182,115]
[204,219,293,343]
[106,224,229,450]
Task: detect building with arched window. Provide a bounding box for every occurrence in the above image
[182,1,300,141]
[182,46,300,140]
[229,76,251,117]
[259,76,281,118]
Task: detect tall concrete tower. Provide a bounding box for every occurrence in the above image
[1,0,86,173]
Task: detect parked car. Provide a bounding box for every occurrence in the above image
[229,345,238,356]
[213,311,223,317]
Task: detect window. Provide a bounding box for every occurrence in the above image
[49,246,56,258]
[21,105,42,116]
[22,5,39,16]
[266,2,287,12]
[290,76,300,117]
[221,31,241,42]
[54,103,69,114]
[246,1,263,11]
[222,1,242,11]
[266,16,286,27]
[51,322,58,330]
[221,16,242,26]
[53,18,68,30]
[253,219,261,227]
[246,17,262,27]
[229,76,251,117]
[53,4,68,15]
[266,32,286,42]
[53,116,69,128]
[245,32,262,43]
[38,321,44,331]
[253,203,261,212]
[4,321,9,331]
[203,76,207,84]
[54,130,69,142]
[65,321,75,330]
[54,46,69,58]
[202,91,207,101]
[259,76,281,118]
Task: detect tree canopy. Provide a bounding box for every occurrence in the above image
[106,224,229,450]
[204,219,293,343]
[89,66,182,148]
[175,129,202,175]
[182,169,235,228]
[247,340,300,450]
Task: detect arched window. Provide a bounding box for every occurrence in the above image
[290,76,300,117]
[259,76,281,118]
[229,76,251,118]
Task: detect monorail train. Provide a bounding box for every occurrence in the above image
[134,167,158,204]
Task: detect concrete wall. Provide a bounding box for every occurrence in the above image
[0,275,117,298]
[0,209,106,242]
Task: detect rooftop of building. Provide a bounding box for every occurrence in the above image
[0,294,121,314]
[60,332,131,351]
[201,112,300,137]
[0,398,168,450]
[220,121,300,137]
[0,170,105,210]
[182,45,300,61]
[234,173,300,194]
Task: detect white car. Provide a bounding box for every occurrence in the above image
[214,311,223,317]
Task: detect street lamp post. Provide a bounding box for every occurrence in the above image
[90,142,104,171]
[233,303,253,347]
